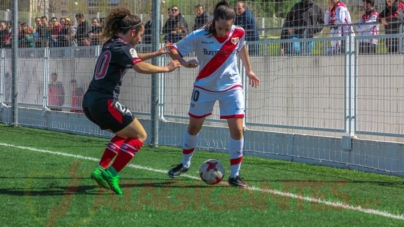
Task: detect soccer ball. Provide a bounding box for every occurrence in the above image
[199,159,225,185]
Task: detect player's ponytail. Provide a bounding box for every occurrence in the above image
[205,0,236,37]
[103,7,142,40]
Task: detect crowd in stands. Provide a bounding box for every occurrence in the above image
[1,0,404,55]
[0,13,104,54]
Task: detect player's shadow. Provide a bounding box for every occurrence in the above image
[0,177,224,196]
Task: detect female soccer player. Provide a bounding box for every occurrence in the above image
[83,8,181,194]
[167,0,260,188]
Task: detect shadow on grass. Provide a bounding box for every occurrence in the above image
[0,178,228,196]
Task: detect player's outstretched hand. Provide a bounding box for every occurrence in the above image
[247,70,260,88]
[184,59,199,68]
[166,60,182,72]
[158,43,173,56]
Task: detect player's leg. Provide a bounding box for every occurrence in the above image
[168,88,213,178]
[84,105,116,189]
[219,89,247,188]
[86,100,144,194]
[168,116,206,178]
[226,118,246,188]
[102,118,146,194]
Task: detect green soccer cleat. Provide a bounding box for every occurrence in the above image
[102,166,122,195]
[91,167,110,189]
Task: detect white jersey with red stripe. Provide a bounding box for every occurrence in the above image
[324,1,355,38]
[173,25,246,92]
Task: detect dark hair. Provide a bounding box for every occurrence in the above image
[75,13,84,18]
[102,7,142,40]
[70,79,77,83]
[363,0,374,6]
[51,73,57,77]
[195,5,203,9]
[205,0,236,37]
[40,16,47,20]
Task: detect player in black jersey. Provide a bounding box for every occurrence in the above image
[83,8,181,194]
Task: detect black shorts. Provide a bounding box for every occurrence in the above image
[83,99,134,132]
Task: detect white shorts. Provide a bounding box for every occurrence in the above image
[188,87,245,119]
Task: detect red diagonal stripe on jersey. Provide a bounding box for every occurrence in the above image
[196,28,244,81]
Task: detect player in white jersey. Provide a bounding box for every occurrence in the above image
[167,0,260,188]
[355,0,379,54]
[324,0,355,53]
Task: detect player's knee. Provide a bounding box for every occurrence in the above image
[230,129,243,140]
[230,133,243,140]
[138,131,147,143]
[188,125,202,135]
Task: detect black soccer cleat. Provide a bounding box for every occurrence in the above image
[167,163,189,178]
[228,176,247,188]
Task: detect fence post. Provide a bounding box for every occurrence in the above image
[11,0,18,126]
[400,24,403,53]
[150,0,161,147]
[261,17,265,38]
[159,52,166,121]
[0,49,5,111]
[344,35,356,137]
[42,48,50,116]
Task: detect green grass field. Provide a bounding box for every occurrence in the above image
[1,123,404,226]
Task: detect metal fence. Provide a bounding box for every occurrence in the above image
[2,34,404,140]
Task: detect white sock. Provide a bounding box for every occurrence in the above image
[229,137,244,178]
[181,131,198,168]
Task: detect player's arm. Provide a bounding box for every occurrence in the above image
[238,45,260,88]
[132,61,181,74]
[137,43,171,61]
[168,48,199,68]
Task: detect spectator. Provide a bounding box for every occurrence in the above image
[58,18,77,46]
[324,0,355,54]
[0,22,9,48]
[193,5,212,31]
[235,2,260,56]
[4,23,12,48]
[167,7,173,19]
[164,24,185,43]
[48,73,65,111]
[60,17,66,27]
[70,79,84,113]
[378,0,404,53]
[144,10,154,45]
[356,0,379,54]
[74,13,90,46]
[88,17,102,46]
[19,24,35,48]
[162,5,189,41]
[57,18,77,57]
[49,17,62,48]
[281,0,324,55]
[34,16,48,48]
[41,16,49,28]
[280,20,291,55]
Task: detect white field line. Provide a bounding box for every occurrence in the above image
[1,142,404,221]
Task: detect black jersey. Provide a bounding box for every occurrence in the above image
[83,36,142,107]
